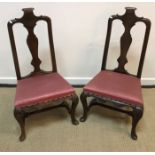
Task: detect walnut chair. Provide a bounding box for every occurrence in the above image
[8,8,79,141]
[80,7,151,140]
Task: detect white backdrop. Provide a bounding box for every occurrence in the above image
[0,2,155,85]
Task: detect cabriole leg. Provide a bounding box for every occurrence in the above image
[80,92,88,122]
[70,95,79,125]
[131,106,143,140]
[14,108,26,141]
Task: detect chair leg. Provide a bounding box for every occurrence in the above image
[70,95,79,125]
[80,92,88,122]
[131,106,143,140]
[14,108,26,141]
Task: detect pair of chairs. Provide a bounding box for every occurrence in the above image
[7,7,151,141]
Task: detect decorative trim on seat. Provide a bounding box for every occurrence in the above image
[16,92,76,110]
[83,90,143,108]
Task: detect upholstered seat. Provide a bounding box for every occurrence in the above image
[84,70,143,106]
[15,72,75,108]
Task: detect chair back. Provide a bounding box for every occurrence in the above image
[8,8,57,80]
[102,7,151,78]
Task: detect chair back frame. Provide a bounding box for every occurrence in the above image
[8,8,57,80]
[101,7,151,78]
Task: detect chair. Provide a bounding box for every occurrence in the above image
[8,8,79,141]
[80,7,151,140]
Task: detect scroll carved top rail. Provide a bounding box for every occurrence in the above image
[102,7,151,78]
[8,8,57,80]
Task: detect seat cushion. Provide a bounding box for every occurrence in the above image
[15,73,75,108]
[84,70,143,106]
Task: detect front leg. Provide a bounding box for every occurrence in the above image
[80,92,88,122]
[14,108,26,141]
[70,95,79,125]
[131,106,143,140]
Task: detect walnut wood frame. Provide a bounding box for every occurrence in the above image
[80,7,151,140]
[8,8,79,141]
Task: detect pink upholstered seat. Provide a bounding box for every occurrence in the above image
[15,73,75,108]
[84,70,143,105]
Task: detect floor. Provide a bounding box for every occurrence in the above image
[0,87,155,151]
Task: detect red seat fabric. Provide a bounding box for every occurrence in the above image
[15,73,75,108]
[84,70,143,106]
